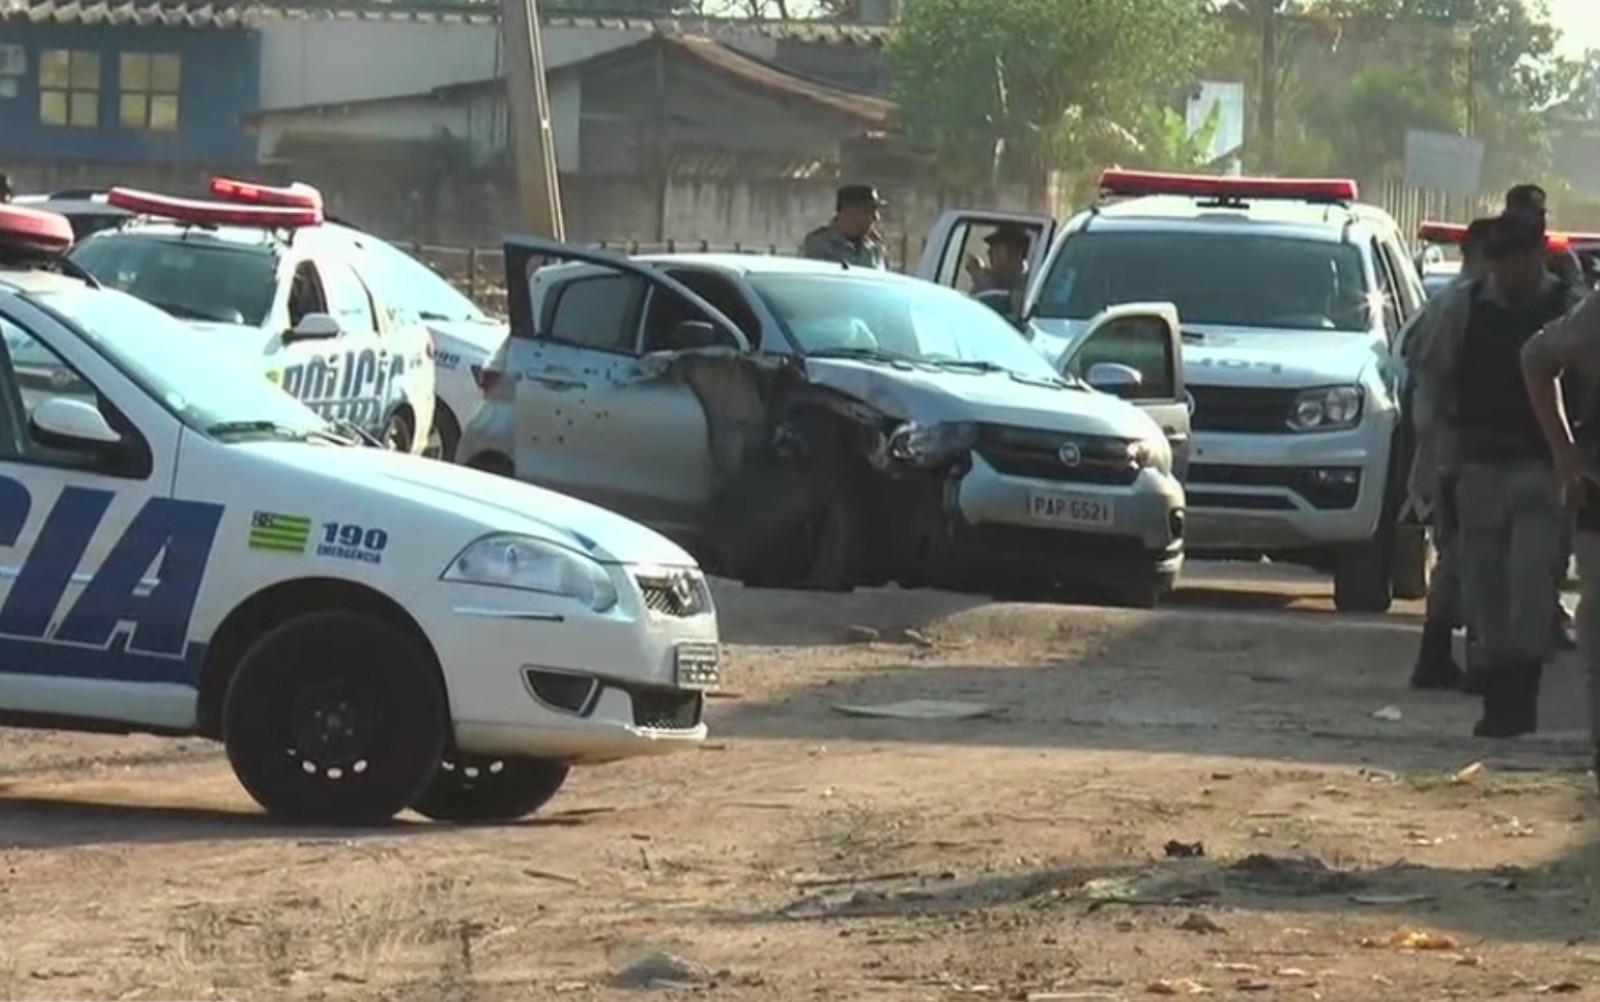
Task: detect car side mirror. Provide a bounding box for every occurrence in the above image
[1086,361,1144,397]
[666,319,737,352]
[29,396,122,450]
[283,312,342,344]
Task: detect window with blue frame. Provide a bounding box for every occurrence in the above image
[118,52,181,131]
[38,49,100,128]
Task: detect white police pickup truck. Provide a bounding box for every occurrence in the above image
[922,170,1428,613]
[0,203,718,825]
[65,178,437,455]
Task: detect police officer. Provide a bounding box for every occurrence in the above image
[1405,216,1495,690]
[1416,212,1576,737]
[1521,288,1600,791]
[800,185,890,269]
[0,174,11,203]
[965,224,1031,295]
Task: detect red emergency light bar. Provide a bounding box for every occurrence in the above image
[1418,219,1581,251]
[106,186,324,229]
[1099,168,1359,204]
[208,175,324,211]
[0,204,75,256]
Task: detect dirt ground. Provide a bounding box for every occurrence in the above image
[3,564,1598,1002]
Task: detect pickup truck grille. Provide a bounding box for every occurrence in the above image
[975,425,1139,486]
[1187,385,1298,433]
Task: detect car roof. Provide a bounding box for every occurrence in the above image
[0,266,94,296]
[1073,194,1396,244]
[11,194,130,218]
[538,252,925,283]
[77,221,282,253]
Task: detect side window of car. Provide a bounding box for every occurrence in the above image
[287,261,330,329]
[1065,317,1175,400]
[318,258,379,335]
[1380,238,1424,318]
[543,274,644,354]
[0,315,140,474]
[638,270,761,353]
[1369,240,1402,338]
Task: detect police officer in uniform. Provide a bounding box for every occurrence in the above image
[1418,213,1577,736]
[1405,216,1495,690]
[800,185,890,269]
[1521,288,1600,791]
[965,224,1032,295]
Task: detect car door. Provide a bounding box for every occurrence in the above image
[915,209,1058,297]
[0,302,208,731]
[1057,302,1191,480]
[502,241,752,538]
[271,259,345,418]
[313,255,391,435]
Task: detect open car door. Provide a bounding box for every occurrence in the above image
[915,209,1058,295]
[1058,302,1190,481]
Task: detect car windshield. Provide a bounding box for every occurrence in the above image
[1034,231,1374,332]
[32,286,335,439]
[68,233,279,327]
[749,273,1062,379]
[340,229,489,323]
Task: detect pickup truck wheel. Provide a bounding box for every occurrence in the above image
[1334,541,1395,613]
[411,756,569,823]
[1391,523,1432,600]
[222,612,447,826]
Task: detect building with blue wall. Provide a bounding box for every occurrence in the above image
[0,1,260,165]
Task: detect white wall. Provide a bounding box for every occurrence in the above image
[257,21,644,110]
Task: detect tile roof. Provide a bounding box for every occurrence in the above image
[0,0,890,40]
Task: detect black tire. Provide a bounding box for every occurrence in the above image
[382,408,415,453]
[430,403,461,463]
[411,755,569,823]
[222,612,448,826]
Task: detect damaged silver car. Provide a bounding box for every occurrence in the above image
[459,239,1191,606]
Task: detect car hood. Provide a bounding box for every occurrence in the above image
[186,321,273,358]
[426,318,508,359]
[1029,318,1380,388]
[803,358,1161,438]
[242,442,697,567]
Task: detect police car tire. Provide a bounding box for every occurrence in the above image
[221,611,448,826]
[431,403,461,463]
[384,411,415,453]
[410,756,570,823]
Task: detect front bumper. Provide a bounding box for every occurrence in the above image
[418,564,719,765]
[1183,423,1389,551]
[912,451,1185,588]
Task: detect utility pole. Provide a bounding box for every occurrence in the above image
[1257,0,1279,170]
[499,0,564,238]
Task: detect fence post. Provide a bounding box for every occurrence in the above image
[467,247,479,301]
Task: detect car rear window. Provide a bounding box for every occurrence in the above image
[68,233,279,327]
[1034,230,1372,332]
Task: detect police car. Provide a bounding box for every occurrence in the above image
[64,178,436,455]
[0,203,719,825]
[923,170,1428,613]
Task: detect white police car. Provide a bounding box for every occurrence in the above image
[923,170,1428,613]
[65,178,437,455]
[0,203,718,825]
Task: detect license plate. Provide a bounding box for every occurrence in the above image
[674,642,722,689]
[1028,491,1115,528]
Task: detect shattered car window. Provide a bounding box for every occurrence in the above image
[750,273,1059,378]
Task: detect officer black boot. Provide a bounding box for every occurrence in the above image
[1508,660,1543,736]
[1473,663,1540,738]
[1460,635,1491,696]
[1409,622,1463,690]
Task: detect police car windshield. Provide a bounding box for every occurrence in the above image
[750,273,1061,380]
[68,233,278,327]
[32,286,331,437]
[1035,231,1373,332]
[342,231,488,323]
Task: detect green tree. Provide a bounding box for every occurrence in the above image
[885,0,1220,185]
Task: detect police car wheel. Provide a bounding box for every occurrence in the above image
[221,611,448,826]
[410,756,569,823]
[384,411,415,452]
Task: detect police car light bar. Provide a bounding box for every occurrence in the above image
[0,203,75,257]
[1418,219,1581,250]
[106,186,324,228]
[209,176,324,211]
[1099,169,1359,204]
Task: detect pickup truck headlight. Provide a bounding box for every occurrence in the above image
[1288,385,1364,432]
[442,533,619,612]
[887,420,979,467]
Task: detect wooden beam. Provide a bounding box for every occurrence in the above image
[499,0,565,238]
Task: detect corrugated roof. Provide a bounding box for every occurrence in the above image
[0,0,890,39]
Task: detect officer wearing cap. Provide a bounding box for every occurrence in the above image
[1404,216,1496,691]
[1418,212,1583,737]
[801,185,890,269]
[965,224,1032,295]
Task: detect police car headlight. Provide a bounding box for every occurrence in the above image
[442,533,619,612]
[1288,385,1364,432]
[887,421,979,467]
